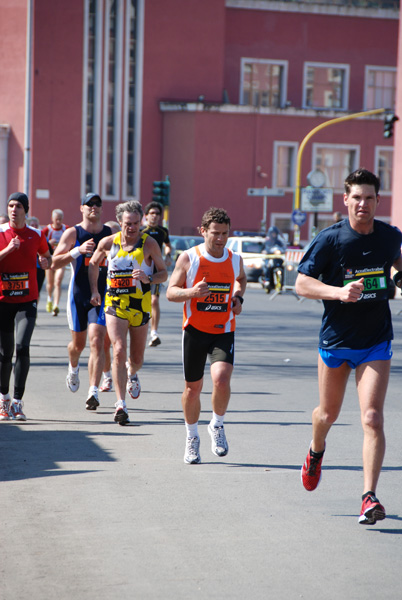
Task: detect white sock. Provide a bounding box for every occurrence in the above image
[151,330,157,336]
[89,386,98,394]
[210,412,224,428]
[47,296,52,303]
[104,371,112,379]
[1,393,11,401]
[69,363,79,374]
[185,421,199,438]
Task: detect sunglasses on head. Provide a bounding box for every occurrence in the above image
[86,199,102,208]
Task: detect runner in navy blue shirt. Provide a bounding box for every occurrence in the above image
[52,194,111,411]
[296,169,402,526]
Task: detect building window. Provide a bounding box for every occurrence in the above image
[84,0,99,193]
[83,0,142,200]
[375,147,393,193]
[240,59,287,108]
[105,0,118,197]
[126,0,137,197]
[273,142,298,189]
[312,144,359,190]
[303,62,349,110]
[365,67,396,111]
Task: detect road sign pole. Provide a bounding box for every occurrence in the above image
[261,194,267,232]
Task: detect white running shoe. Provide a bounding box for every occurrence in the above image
[0,399,11,420]
[127,374,141,400]
[66,368,80,393]
[86,391,100,411]
[184,436,201,464]
[208,423,229,457]
[10,400,27,421]
[114,401,130,425]
[149,332,161,347]
[99,376,113,392]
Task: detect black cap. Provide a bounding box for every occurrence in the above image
[8,192,29,214]
[81,193,102,206]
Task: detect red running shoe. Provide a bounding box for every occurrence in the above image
[358,494,386,525]
[301,442,324,491]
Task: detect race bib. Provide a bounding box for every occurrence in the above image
[108,270,136,295]
[343,266,388,302]
[197,282,231,312]
[85,255,107,271]
[1,272,29,297]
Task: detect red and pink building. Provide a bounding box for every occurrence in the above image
[0,0,399,241]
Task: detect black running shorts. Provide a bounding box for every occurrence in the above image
[182,324,235,382]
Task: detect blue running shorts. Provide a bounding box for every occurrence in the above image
[319,341,392,369]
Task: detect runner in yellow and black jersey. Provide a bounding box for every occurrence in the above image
[89,201,167,425]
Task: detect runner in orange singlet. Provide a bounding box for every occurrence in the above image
[167,207,247,464]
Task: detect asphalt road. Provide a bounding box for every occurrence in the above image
[1,283,402,599]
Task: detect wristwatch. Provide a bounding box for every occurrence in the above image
[148,274,153,284]
[235,295,244,305]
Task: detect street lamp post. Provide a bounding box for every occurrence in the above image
[293,107,388,245]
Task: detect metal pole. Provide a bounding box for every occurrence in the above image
[294,108,386,211]
[261,193,267,232]
[23,0,33,199]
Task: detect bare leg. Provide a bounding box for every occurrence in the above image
[53,268,65,308]
[106,314,129,402]
[312,356,351,452]
[150,294,160,333]
[127,323,149,375]
[182,378,203,425]
[355,359,390,494]
[46,269,55,301]
[68,330,87,368]
[87,323,106,388]
[210,361,233,416]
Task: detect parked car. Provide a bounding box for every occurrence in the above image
[169,235,204,268]
[226,236,266,282]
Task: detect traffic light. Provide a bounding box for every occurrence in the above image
[152,178,170,206]
[384,112,399,139]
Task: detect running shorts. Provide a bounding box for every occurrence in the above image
[105,302,150,328]
[182,324,235,382]
[319,341,392,369]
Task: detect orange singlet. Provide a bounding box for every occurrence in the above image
[183,244,241,334]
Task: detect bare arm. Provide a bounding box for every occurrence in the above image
[231,256,247,315]
[88,235,114,306]
[52,227,96,269]
[295,272,364,303]
[38,248,52,270]
[164,241,172,267]
[135,237,168,285]
[166,252,210,302]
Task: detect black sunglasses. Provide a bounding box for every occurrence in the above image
[86,200,102,208]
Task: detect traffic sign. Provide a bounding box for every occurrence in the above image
[301,187,333,212]
[247,187,285,197]
[291,209,307,226]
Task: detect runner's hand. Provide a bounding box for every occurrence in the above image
[340,277,364,303]
[7,237,20,253]
[90,291,101,306]
[193,277,209,298]
[80,238,95,255]
[38,256,50,270]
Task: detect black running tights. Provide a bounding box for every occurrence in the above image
[0,302,37,400]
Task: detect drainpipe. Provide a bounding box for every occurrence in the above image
[0,125,10,213]
[24,0,33,200]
